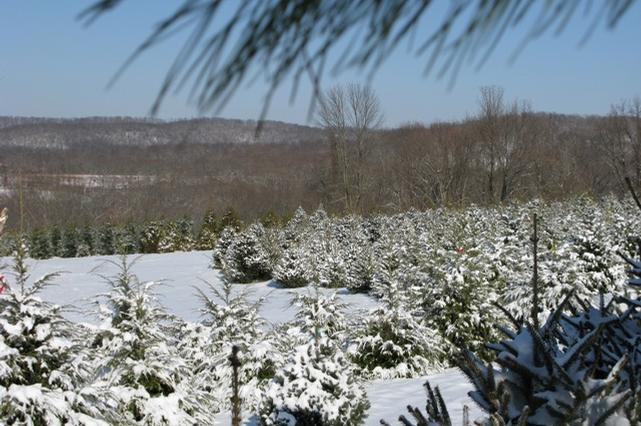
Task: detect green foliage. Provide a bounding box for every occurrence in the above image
[48,226,62,257]
[28,229,51,259]
[220,208,242,232]
[61,227,79,258]
[97,224,116,255]
[197,209,219,250]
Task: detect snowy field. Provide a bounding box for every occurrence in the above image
[5,250,480,425]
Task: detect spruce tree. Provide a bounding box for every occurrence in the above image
[140,220,165,253]
[221,223,272,283]
[352,267,444,378]
[97,224,116,256]
[220,208,242,232]
[259,290,369,425]
[197,209,219,250]
[48,226,63,257]
[76,225,95,257]
[0,244,107,423]
[90,256,213,424]
[61,227,79,258]
[28,228,51,259]
[183,266,279,412]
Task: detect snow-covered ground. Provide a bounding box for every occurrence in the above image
[4,250,480,425]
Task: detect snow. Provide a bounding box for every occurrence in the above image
[214,371,479,425]
[3,250,479,425]
[12,251,377,325]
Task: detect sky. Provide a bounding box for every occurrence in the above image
[2,1,641,127]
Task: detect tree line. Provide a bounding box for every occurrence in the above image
[1,85,640,230]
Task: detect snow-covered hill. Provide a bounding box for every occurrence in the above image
[5,250,479,425]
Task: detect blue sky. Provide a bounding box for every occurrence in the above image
[2,1,641,126]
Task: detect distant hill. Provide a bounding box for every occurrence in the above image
[0,116,324,148]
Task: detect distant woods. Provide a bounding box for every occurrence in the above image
[1,85,640,231]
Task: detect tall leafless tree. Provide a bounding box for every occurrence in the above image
[598,97,641,189]
[318,83,383,213]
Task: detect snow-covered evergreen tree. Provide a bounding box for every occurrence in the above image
[48,226,63,257]
[280,207,307,251]
[174,217,195,251]
[272,243,310,288]
[76,225,96,257]
[220,208,242,232]
[259,290,369,425]
[222,223,272,283]
[97,224,116,256]
[116,223,141,255]
[140,220,166,253]
[213,226,237,268]
[183,267,279,412]
[0,244,107,424]
[90,256,212,424]
[351,267,444,378]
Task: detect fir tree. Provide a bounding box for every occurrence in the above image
[222,223,272,283]
[140,220,165,253]
[97,224,116,256]
[90,256,213,424]
[260,210,281,228]
[174,217,195,251]
[115,223,141,255]
[213,227,237,269]
[272,243,310,288]
[197,209,219,250]
[351,268,444,378]
[184,266,279,411]
[48,226,63,257]
[0,244,107,424]
[61,227,79,258]
[259,290,369,425]
[76,225,96,257]
[220,208,242,232]
[28,228,51,259]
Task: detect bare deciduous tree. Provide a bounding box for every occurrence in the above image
[598,97,641,189]
[318,83,383,213]
[477,86,539,203]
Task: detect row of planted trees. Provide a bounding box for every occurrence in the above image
[0,208,246,259]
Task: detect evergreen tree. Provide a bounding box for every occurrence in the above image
[183,267,279,411]
[97,224,116,256]
[260,210,281,228]
[90,257,212,424]
[48,226,63,257]
[222,223,272,283]
[61,227,79,258]
[280,207,307,250]
[272,243,310,288]
[77,225,96,257]
[259,291,369,425]
[28,228,51,259]
[197,209,219,250]
[140,220,165,253]
[351,268,444,378]
[174,217,195,251]
[115,223,141,255]
[0,244,108,424]
[220,208,242,232]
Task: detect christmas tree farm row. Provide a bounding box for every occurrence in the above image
[0,208,247,259]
